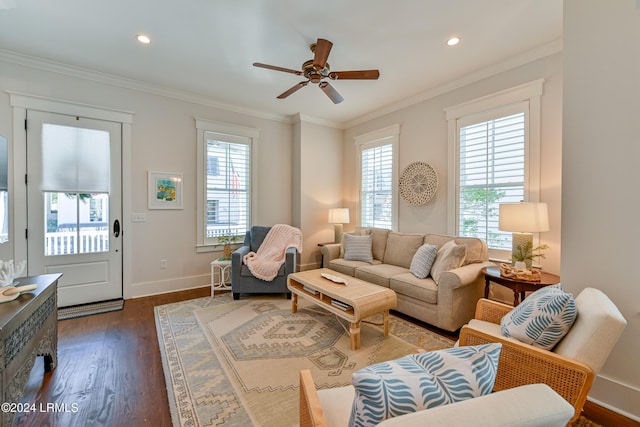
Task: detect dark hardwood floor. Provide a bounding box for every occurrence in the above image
[13,287,637,427]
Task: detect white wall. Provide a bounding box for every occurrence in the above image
[562,0,640,419]
[0,59,293,297]
[292,116,343,269]
[343,53,563,275]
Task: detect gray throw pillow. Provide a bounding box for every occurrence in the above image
[343,234,373,264]
[409,244,438,279]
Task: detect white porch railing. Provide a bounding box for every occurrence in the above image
[45,231,109,256]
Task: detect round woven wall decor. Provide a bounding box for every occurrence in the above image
[399,161,438,206]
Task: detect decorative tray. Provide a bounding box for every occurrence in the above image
[499,263,542,282]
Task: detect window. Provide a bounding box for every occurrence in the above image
[445,80,543,259]
[355,125,399,230]
[196,120,257,249]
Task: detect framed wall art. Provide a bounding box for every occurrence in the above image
[148,171,183,209]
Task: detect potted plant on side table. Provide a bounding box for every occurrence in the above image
[218,234,241,260]
[512,241,550,270]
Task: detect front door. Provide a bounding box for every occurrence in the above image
[26,111,122,307]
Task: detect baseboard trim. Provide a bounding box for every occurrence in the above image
[583,400,640,427]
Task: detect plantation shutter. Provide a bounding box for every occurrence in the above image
[204,131,250,242]
[361,143,393,229]
[458,112,525,249]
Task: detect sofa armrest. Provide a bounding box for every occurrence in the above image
[437,261,494,290]
[231,245,250,283]
[459,324,594,422]
[475,298,513,324]
[320,243,341,268]
[285,247,298,274]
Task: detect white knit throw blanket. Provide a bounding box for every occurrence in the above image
[243,224,303,281]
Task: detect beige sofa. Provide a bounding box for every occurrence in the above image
[321,228,493,332]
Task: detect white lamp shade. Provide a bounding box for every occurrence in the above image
[328,208,350,224]
[499,202,549,233]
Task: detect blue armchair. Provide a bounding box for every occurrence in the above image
[231,226,297,300]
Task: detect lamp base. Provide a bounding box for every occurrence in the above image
[334,224,344,243]
[512,232,533,270]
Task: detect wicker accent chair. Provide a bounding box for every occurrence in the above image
[458,288,627,422]
[299,369,573,427]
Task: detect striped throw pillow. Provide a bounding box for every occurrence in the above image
[343,234,373,264]
[409,244,438,279]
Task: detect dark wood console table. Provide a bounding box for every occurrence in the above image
[0,274,60,427]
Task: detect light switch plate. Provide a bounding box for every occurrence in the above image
[131,213,147,222]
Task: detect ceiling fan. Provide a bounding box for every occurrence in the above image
[253,38,380,104]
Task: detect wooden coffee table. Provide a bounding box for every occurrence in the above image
[287,268,397,350]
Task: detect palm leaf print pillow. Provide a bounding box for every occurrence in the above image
[500,284,577,350]
[348,343,502,427]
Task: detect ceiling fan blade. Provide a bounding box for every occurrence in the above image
[313,38,333,70]
[329,70,380,80]
[277,81,309,99]
[319,81,344,104]
[253,62,303,76]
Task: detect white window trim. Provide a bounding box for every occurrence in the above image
[444,80,543,260]
[195,118,258,252]
[354,124,400,231]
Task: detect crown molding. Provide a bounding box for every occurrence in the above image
[343,38,563,129]
[0,48,293,125]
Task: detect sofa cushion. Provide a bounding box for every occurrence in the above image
[382,232,424,269]
[409,244,438,279]
[390,273,438,304]
[370,228,391,261]
[430,240,466,285]
[501,284,577,350]
[344,234,374,263]
[329,258,382,277]
[355,264,408,288]
[349,343,502,427]
[424,234,487,265]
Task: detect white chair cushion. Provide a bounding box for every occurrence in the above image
[553,287,627,374]
[317,385,355,427]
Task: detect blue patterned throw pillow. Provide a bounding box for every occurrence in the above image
[500,284,577,350]
[348,343,502,427]
[409,244,438,279]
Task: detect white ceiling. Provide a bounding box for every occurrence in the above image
[0,0,562,126]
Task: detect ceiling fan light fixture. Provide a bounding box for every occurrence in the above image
[446,36,461,46]
[136,34,151,44]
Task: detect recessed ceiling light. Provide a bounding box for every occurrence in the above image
[446,36,461,46]
[136,34,151,44]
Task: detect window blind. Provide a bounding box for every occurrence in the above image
[204,132,250,241]
[458,112,525,249]
[361,143,393,229]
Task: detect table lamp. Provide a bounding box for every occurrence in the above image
[498,202,549,269]
[328,208,350,243]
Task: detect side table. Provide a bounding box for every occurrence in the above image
[210,258,232,297]
[482,266,560,306]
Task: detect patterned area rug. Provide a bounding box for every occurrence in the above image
[154,293,454,427]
